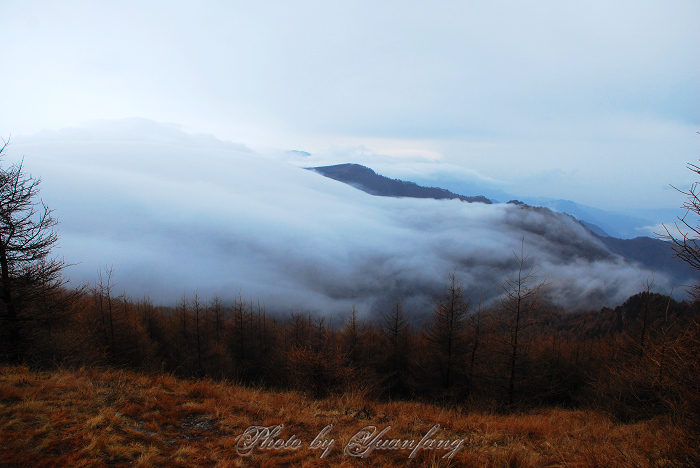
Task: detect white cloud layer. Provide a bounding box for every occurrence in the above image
[4,120,677,314]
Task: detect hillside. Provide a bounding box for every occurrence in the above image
[0,365,690,467]
[598,235,696,283]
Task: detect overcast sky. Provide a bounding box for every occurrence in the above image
[1,1,699,212]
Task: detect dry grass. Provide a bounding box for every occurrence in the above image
[0,365,688,467]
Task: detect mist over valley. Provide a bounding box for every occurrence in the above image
[6,120,690,317]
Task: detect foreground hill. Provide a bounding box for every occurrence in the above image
[0,365,690,467]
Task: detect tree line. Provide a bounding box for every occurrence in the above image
[7,263,698,417]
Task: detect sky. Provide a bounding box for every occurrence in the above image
[1,1,699,214]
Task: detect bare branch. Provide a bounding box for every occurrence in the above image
[0,139,66,362]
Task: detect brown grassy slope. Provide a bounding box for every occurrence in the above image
[0,365,687,467]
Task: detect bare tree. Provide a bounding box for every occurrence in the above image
[94,266,116,360]
[380,300,413,397]
[423,272,470,394]
[661,161,700,280]
[342,304,361,364]
[0,139,66,362]
[466,296,489,396]
[658,156,700,464]
[497,239,547,406]
[192,291,203,375]
[209,295,225,345]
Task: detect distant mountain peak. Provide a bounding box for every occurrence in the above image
[309,163,492,204]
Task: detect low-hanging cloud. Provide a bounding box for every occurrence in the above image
[8,120,676,315]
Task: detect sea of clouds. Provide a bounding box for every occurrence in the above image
[5,119,671,316]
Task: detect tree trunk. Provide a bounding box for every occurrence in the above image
[0,247,19,363]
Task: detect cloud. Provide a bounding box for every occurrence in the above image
[640,221,697,241]
[5,120,678,316]
[1,2,698,216]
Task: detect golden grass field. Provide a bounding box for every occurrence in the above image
[0,364,688,467]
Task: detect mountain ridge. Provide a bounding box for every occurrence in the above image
[309,163,695,287]
[309,163,492,204]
